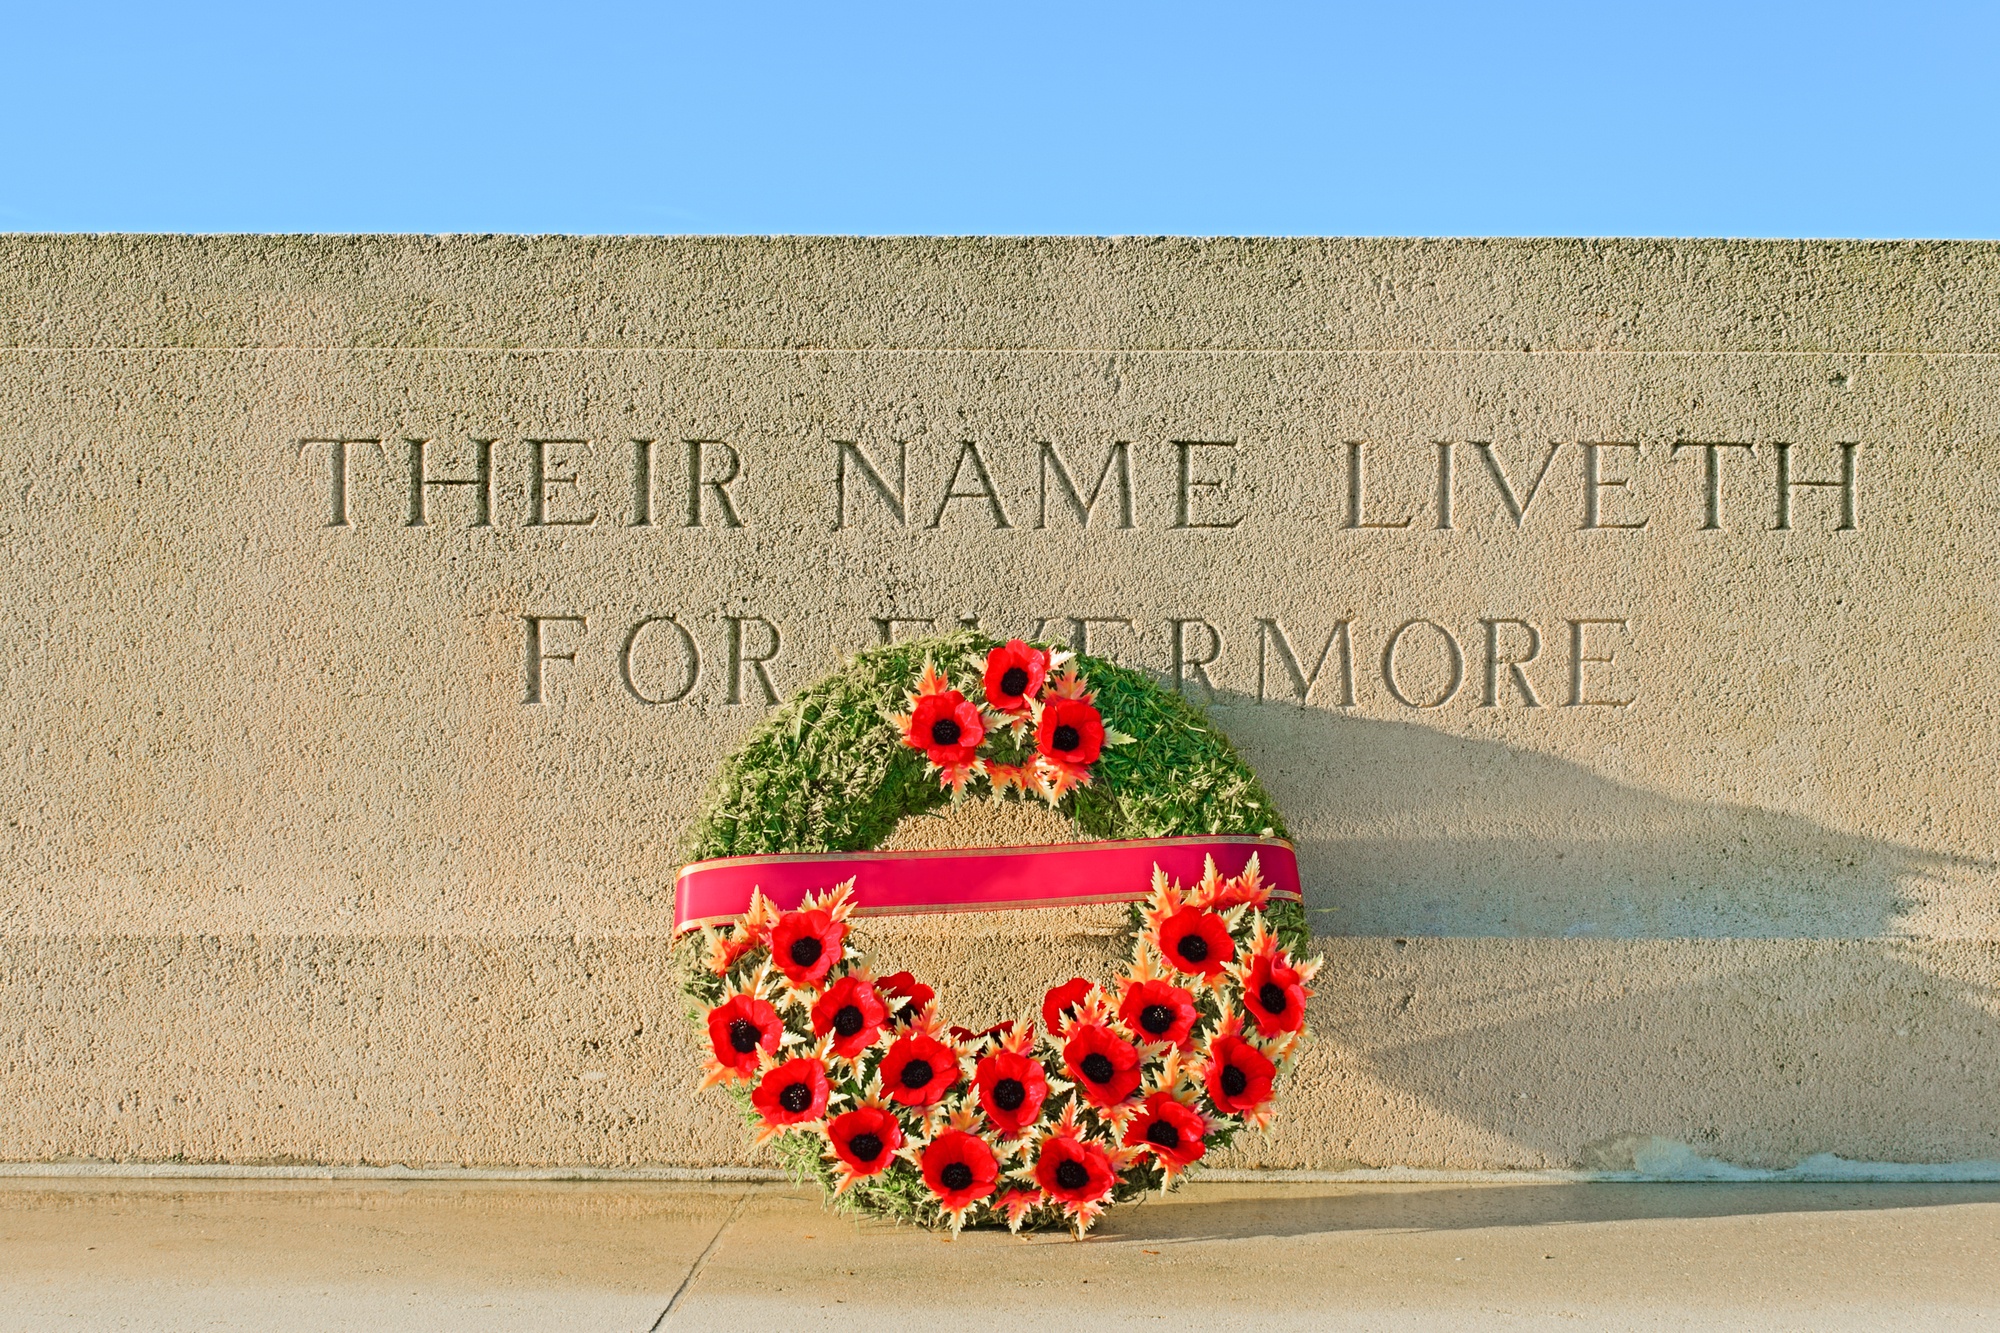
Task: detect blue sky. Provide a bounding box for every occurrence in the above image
[4,1,1997,236]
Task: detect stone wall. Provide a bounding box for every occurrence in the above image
[3,236,1997,1170]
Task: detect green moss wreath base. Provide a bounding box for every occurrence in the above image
[676,631,1315,1234]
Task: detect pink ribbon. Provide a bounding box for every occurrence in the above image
[673,835,1301,933]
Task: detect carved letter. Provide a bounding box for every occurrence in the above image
[1256,618,1355,707]
[1343,442,1413,529]
[619,615,699,705]
[1053,617,1133,660]
[1173,441,1244,529]
[872,616,937,644]
[1566,618,1634,707]
[629,439,656,527]
[726,615,783,705]
[1773,442,1858,531]
[1381,619,1464,709]
[1037,441,1134,529]
[298,437,379,528]
[1581,442,1648,530]
[1435,442,1455,530]
[834,441,906,528]
[931,442,1011,529]
[526,439,596,527]
[1170,619,1223,698]
[523,614,586,705]
[406,438,494,528]
[1480,618,1543,707]
[1475,442,1562,527]
[1669,441,1756,530]
[685,439,746,528]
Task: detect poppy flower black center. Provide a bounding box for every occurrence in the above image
[1055,1159,1089,1191]
[1139,1004,1176,1035]
[1052,723,1081,751]
[1176,933,1210,964]
[930,717,962,746]
[1259,982,1288,1014]
[940,1162,974,1191]
[728,1018,761,1053]
[831,1004,866,1037]
[789,936,824,967]
[1079,1052,1115,1083]
[991,1077,1027,1112]
[778,1081,812,1114]
[1221,1064,1248,1098]
[999,666,1030,697]
[1146,1120,1182,1149]
[849,1132,883,1163]
[899,1058,935,1089]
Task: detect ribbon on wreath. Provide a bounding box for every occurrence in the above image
[672,835,1301,933]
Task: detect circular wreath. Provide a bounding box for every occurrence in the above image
[678,629,1317,1235]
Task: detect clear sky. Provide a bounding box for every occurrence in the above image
[4,1,1997,237]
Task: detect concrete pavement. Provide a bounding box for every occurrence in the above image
[2,1177,1998,1330]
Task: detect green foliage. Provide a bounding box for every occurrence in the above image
[679,631,1312,1230]
[684,630,1288,860]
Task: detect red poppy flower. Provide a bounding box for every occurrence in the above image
[1062,1022,1143,1108]
[1242,949,1310,1037]
[973,1047,1050,1136]
[750,1056,830,1130]
[827,1105,903,1178]
[878,1031,961,1107]
[1118,978,1199,1049]
[810,975,888,1059]
[876,971,934,1023]
[1204,1034,1277,1116]
[983,640,1050,714]
[1035,696,1105,769]
[703,993,783,1079]
[1033,1132,1117,1207]
[920,1130,1000,1212]
[1156,905,1235,979]
[1123,1092,1208,1170]
[769,907,845,989]
[1041,977,1094,1036]
[905,690,986,768]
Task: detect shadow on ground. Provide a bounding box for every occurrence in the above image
[1089,1182,2000,1245]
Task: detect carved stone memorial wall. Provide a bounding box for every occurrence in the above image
[3,236,1998,1171]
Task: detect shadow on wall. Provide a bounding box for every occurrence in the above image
[1197,700,2000,1169]
[1209,699,1985,940]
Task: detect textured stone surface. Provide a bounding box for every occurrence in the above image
[2,236,1997,1169]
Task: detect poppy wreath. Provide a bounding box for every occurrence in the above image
[675,629,1317,1236]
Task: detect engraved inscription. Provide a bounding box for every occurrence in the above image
[511,607,1635,711]
[525,439,596,527]
[684,439,746,528]
[619,616,700,705]
[1172,441,1244,530]
[1256,618,1355,707]
[931,442,1011,529]
[407,438,494,528]
[1336,438,1863,533]
[522,614,586,705]
[1037,441,1134,529]
[296,431,1864,535]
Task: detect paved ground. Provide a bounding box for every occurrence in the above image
[1,1177,1998,1330]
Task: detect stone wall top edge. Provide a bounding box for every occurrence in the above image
[4,234,2000,352]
